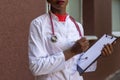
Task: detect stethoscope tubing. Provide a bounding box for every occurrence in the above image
[49,12,82,42]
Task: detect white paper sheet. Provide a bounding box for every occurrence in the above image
[77,34,117,74]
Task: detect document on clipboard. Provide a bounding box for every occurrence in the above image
[77,34,117,75]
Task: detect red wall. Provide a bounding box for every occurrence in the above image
[0,0,46,80]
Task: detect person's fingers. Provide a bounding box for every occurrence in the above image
[106,44,112,54]
[103,46,108,56]
[109,44,113,53]
[102,44,113,56]
[71,37,90,53]
[78,38,89,46]
[101,50,106,56]
[81,45,89,52]
[78,38,89,52]
[77,37,86,44]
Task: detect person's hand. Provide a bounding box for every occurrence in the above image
[63,37,89,60]
[71,37,89,54]
[101,42,116,56]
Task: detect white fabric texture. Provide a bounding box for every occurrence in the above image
[28,12,96,80]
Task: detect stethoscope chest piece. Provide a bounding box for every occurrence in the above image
[51,35,57,43]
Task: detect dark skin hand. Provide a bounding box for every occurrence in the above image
[71,37,89,54]
[64,37,90,60]
[101,42,116,56]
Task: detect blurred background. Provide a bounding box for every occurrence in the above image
[0,0,120,80]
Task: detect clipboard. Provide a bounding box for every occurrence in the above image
[77,34,118,75]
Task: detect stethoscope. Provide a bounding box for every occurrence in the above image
[49,12,82,43]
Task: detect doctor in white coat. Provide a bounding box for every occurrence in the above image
[28,0,114,80]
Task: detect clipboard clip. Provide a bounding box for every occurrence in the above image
[105,34,114,39]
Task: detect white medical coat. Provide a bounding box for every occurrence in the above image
[28,12,97,80]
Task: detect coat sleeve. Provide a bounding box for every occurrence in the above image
[28,20,65,76]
